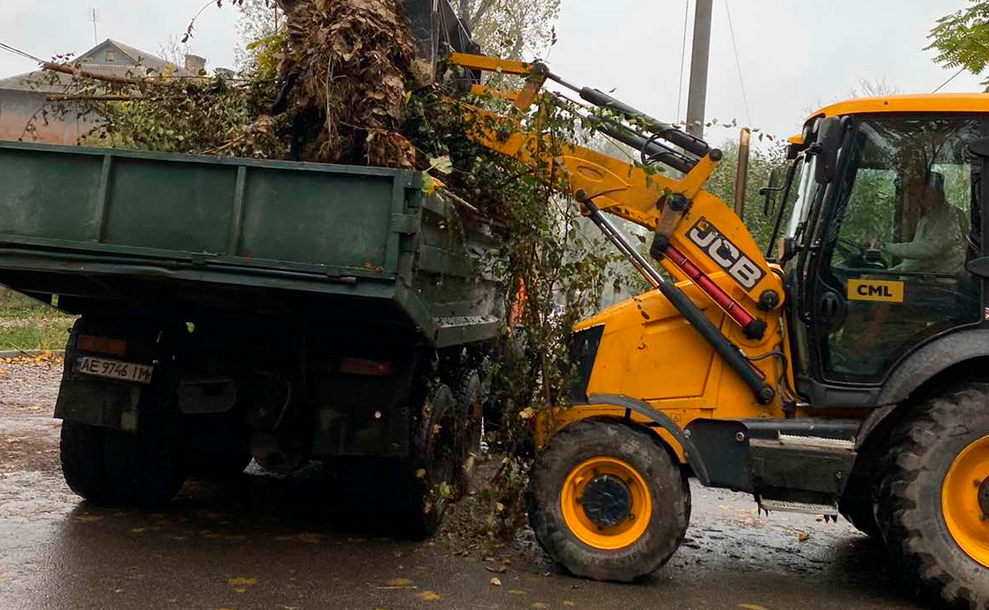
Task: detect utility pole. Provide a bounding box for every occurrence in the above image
[685,0,713,138]
[89,8,99,46]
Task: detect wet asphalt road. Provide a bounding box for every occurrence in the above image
[0,359,929,610]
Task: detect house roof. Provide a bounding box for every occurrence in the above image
[0,39,191,92]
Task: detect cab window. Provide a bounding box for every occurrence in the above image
[816,117,982,383]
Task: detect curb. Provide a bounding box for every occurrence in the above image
[0,349,65,359]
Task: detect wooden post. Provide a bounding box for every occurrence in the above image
[734,127,751,221]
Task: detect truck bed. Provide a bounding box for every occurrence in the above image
[0,142,500,347]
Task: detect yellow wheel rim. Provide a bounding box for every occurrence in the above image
[941,434,989,568]
[560,457,652,550]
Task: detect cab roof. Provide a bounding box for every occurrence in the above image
[807,93,989,121]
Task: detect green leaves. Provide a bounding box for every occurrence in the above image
[927,1,989,89]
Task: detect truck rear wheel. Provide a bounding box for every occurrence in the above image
[876,384,989,609]
[60,421,110,503]
[60,420,186,507]
[526,419,689,582]
[102,423,187,507]
[453,369,482,496]
[393,383,459,538]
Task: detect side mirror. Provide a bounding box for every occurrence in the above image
[812,117,843,185]
[760,168,783,216]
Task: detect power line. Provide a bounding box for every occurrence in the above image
[0,41,45,65]
[722,0,752,126]
[933,67,965,93]
[675,0,690,124]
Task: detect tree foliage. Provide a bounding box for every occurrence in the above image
[928,1,989,89]
[456,0,560,59]
[703,138,792,254]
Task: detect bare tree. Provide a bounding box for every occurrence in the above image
[849,76,900,98]
[235,0,286,69]
[159,35,192,72]
[457,0,560,59]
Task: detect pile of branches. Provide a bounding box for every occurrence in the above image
[275,0,420,166]
[31,0,422,168]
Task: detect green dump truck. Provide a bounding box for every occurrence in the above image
[0,141,501,534]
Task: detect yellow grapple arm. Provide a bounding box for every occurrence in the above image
[446,53,784,404]
[447,55,781,315]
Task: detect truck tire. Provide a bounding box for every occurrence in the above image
[393,383,459,539]
[60,421,110,503]
[103,422,187,507]
[526,419,690,582]
[875,384,989,609]
[453,369,482,496]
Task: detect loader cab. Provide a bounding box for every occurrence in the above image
[781,97,989,406]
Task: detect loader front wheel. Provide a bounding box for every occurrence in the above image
[526,419,689,582]
[876,384,989,609]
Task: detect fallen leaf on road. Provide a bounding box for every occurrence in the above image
[797,532,809,542]
[415,591,441,601]
[509,589,526,595]
[228,577,257,593]
[564,602,576,607]
[484,565,507,574]
[739,605,769,610]
[386,578,413,587]
[130,528,146,534]
[490,577,502,586]
[532,603,548,608]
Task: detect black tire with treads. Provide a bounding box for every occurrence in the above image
[875,384,989,609]
[453,368,482,496]
[525,419,690,582]
[59,421,110,503]
[392,383,458,539]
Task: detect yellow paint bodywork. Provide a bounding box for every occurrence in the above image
[808,93,989,120]
[448,53,533,76]
[535,274,787,459]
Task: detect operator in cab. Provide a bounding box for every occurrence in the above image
[872,172,968,274]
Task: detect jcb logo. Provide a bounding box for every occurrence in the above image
[847,279,904,303]
[687,218,764,290]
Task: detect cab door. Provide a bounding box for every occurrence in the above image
[800,115,985,394]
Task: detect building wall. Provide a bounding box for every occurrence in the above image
[0,90,93,145]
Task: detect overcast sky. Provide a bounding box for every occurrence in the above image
[0,0,982,145]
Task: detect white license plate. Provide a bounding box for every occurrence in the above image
[77,356,154,385]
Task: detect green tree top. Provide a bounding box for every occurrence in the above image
[928,1,989,89]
